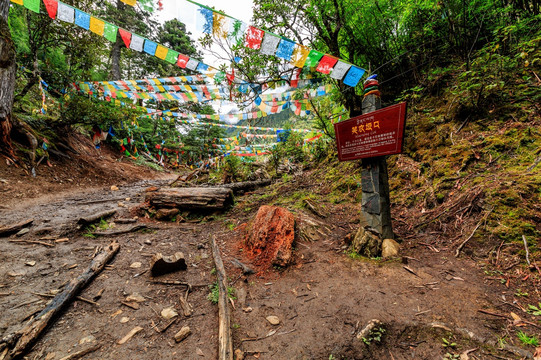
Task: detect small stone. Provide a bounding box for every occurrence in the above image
[25,261,36,267]
[120,317,130,324]
[155,208,180,221]
[381,238,400,258]
[174,326,191,342]
[144,240,152,245]
[126,293,146,303]
[111,185,119,191]
[266,316,280,325]
[161,307,178,320]
[79,335,95,344]
[130,262,142,269]
[16,228,30,237]
[242,307,253,313]
[125,198,131,201]
[196,348,204,356]
[235,349,245,360]
[118,202,126,208]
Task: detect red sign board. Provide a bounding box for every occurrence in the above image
[334,102,407,161]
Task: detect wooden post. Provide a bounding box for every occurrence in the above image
[351,78,394,257]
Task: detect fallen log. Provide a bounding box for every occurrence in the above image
[220,179,271,195]
[77,210,117,226]
[1,242,120,359]
[0,219,33,238]
[211,236,234,360]
[146,187,234,211]
[92,224,147,237]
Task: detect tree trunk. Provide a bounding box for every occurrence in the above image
[109,0,124,80]
[0,0,17,159]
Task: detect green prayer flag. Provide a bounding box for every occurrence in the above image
[214,71,226,84]
[24,0,40,13]
[304,50,324,68]
[165,49,180,64]
[103,23,118,42]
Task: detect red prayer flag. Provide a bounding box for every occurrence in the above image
[118,29,132,48]
[316,55,339,74]
[43,0,58,19]
[177,54,189,68]
[245,26,264,49]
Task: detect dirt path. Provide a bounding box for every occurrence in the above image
[0,180,538,360]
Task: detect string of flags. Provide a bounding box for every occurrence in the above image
[186,0,367,87]
[173,118,317,134]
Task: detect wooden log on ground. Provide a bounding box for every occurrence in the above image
[92,224,147,237]
[146,188,234,211]
[0,219,33,237]
[77,210,117,226]
[210,236,234,360]
[2,242,120,359]
[220,179,271,195]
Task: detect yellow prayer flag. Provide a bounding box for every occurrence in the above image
[157,86,165,92]
[155,45,169,60]
[153,78,161,85]
[291,44,310,68]
[10,0,23,5]
[89,17,105,36]
[213,13,228,39]
[120,0,136,6]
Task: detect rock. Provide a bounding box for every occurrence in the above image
[381,238,400,258]
[350,227,381,257]
[16,228,30,237]
[130,262,142,269]
[111,185,119,191]
[79,335,96,344]
[235,349,245,360]
[120,317,130,323]
[174,326,191,342]
[266,315,280,325]
[155,208,180,221]
[126,293,146,303]
[144,240,152,245]
[150,252,187,277]
[25,261,36,267]
[161,307,178,320]
[196,348,204,356]
[244,206,296,268]
[242,307,253,313]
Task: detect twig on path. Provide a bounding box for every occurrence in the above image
[522,235,531,266]
[58,344,101,360]
[241,328,296,342]
[9,240,54,247]
[455,207,493,257]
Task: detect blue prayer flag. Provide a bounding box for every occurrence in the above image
[343,66,366,87]
[74,10,90,30]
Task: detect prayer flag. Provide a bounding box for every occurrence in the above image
[24,0,40,13]
[276,39,295,61]
[186,58,199,71]
[130,34,144,52]
[245,26,264,49]
[120,0,136,5]
[196,7,213,34]
[74,9,90,30]
[154,45,170,60]
[57,2,74,23]
[196,63,209,72]
[118,28,132,48]
[43,0,58,18]
[291,44,310,67]
[11,0,24,5]
[143,40,158,55]
[304,50,324,68]
[89,17,105,35]
[103,23,118,42]
[343,66,365,87]
[228,20,246,45]
[165,49,180,64]
[330,61,352,80]
[260,32,280,55]
[316,54,338,74]
[213,12,228,39]
[177,54,189,68]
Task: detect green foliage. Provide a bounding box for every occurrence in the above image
[527,303,541,316]
[207,282,236,304]
[362,326,386,345]
[517,331,539,347]
[442,337,457,348]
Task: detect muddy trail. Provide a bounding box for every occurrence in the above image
[0,176,539,360]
